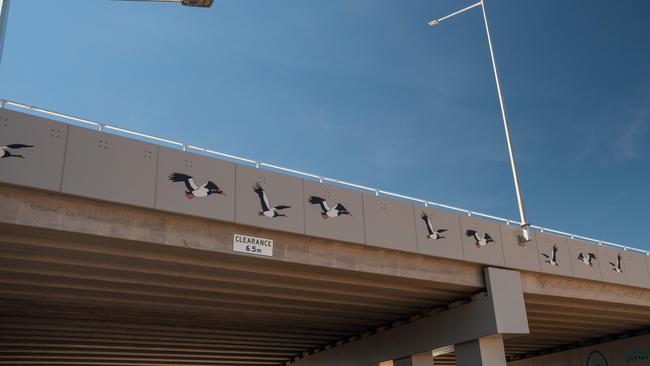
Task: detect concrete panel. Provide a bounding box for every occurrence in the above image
[363,195,417,253]
[620,333,650,365]
[579,342,624,366]
[304,180,364,244]
[0,109,67,191]
[501,225,540,272]
[541,351,571,366]
[394,353,432,366]
[536,233,573,277]
[235,165,305,234]
[459,216,504,266]
[155,146,235,222]
[508,359,542,366]
[414,207,463,260]
[624,251,650,289]
[507,360,533,366]
[456,336,506,366]
[567,239,602,282]
[567,349,581,366]
[62,126,158,207]
[485,268,529,335]
[597,245,627,285]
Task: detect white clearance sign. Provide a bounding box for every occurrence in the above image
[233,234,274,257]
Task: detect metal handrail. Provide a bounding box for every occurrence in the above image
[2,98,648,255]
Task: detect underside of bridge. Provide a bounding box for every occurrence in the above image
[1,183,650,366]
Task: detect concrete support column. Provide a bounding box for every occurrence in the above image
[291,268,527,366]
[455,335,506,366]
[393,353,433,366]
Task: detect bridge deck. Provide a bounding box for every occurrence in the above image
[1,106,650,365]
[1,183,649,365]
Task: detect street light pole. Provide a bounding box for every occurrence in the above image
[429,1,531,241]
[0,0,10,66]
[479,1,530,239]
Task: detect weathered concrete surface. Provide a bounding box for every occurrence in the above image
[456,336,507,366]
[2,182,650,366]
[0,183,484,290]
[2,182,650,307]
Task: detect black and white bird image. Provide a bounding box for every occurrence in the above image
[577,252,597,266]
[541,244,559,266]
[1,144,33,159]
[253,183,291,218]
[421,212,447,240]
[609,254,623,273]
[308,196,350,218]
[169,173,225,199]
[466,230,493,248]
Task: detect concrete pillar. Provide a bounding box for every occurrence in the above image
[393,353,433,366]
[291,268,526,366]
[455,335,506,366]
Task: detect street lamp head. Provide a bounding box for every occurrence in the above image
[427,19,440,26]
[112,0,214,8]
[182,0,213,7]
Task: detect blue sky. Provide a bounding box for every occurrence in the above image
[1,0,649,249]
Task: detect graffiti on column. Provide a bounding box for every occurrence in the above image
[586,350,608,366]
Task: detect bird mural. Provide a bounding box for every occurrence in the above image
[541,244,559,266]
[1,144,33,159]
[466,230,493,248]
[609,254,623,273]
[421,212,447,240]
[253,183,291,218]
[577,252,597,267]
[168,173,225,199]
[308,196,350,219]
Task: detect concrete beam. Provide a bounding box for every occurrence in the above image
[291,268,528,366]
[0,183,483,290]
[3,184,650,308]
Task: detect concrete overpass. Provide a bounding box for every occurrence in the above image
[1,102,649,366]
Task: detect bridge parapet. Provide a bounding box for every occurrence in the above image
[1,106,649,290]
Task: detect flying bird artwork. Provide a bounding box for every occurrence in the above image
[609,254,623,273]
[577,252,597,267]
[308,196,350,219]
[168,173,225,199]
[1,144,33,159]
[466,230,493,248]
[253,183,291,218]
[421,212,447,240]
[541,244,559,266]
